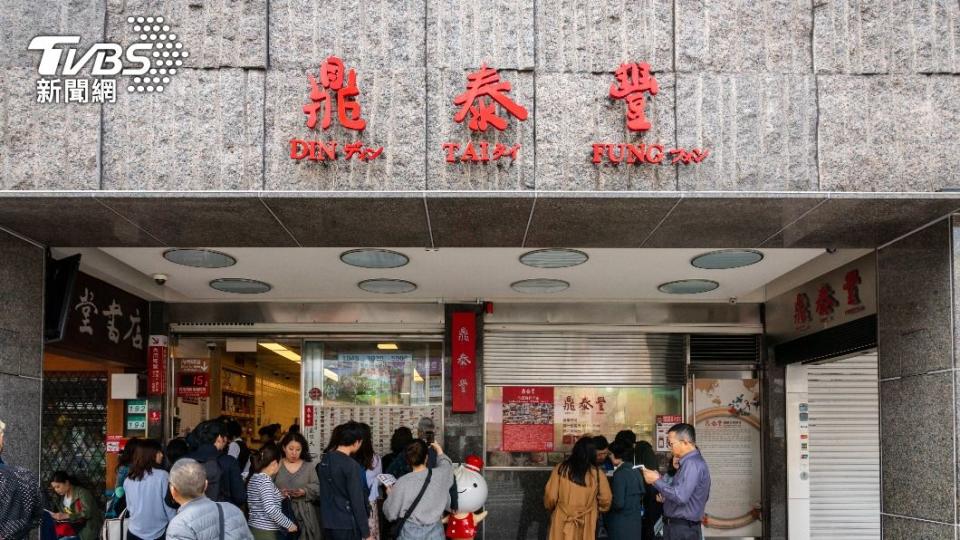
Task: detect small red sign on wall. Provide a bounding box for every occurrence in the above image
[304,405,315,427]
[451,312,477,413]
[147,335,167,396]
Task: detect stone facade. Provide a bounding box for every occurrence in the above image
[4,0,960,192]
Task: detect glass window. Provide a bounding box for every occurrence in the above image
[484,385,683,468]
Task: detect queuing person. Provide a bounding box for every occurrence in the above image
[382,440,455,540]
[612,431,637,465]
[635,440,660,539]
[248,444,298,540]
[640,424,710,540]
[186,419,246,506]
[107,438,140,518]
[124,439,177,540]
[591,436,610,469]
[381,427,413,473]
[355,423,383,540]
[385,417,458,511]
[166,438,190,467]
[258,424,282,446]
[653,457,702,540]
[166,458,253,540]
[226,421,252,480]
[0,418,43,539]
[49,471,103,540]
[544,437,612,540]
[275,432,321,540]
[317,421,370,540]
[606,441,644,540]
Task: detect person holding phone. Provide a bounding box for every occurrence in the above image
[382,441,454,540]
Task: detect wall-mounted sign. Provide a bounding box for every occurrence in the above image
[443,65,527,164]
[593,62,708,166]
[106,435,128,454]
[766,253,877,344]
[126,399,147,414]
[290,55,384,162]
[147,335,167,396]
[176,357,210,399]
[56,271,148,368]
[451,312,477,413]
[502,386,554,452]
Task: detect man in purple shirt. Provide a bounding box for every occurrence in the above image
[641,423,711,540]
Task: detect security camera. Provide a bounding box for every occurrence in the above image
[728,297,738,304]
[206,341,217,351]
[153,273,168,285]
[825,247,838,254]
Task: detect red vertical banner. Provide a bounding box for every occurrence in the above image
[304,405,315,427]
[451,312,477,413]
[147,335,168,396]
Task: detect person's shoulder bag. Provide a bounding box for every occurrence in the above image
[388,467,432,540]
[100,508,128,540]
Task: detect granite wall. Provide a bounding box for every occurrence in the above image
[876,217,960,537]
[2,0,959,192]
[0,228,44,474]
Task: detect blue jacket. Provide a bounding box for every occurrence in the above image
[607,464,645,540]
[316,451,370,537]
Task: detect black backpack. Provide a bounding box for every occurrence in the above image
[198,456,224,501]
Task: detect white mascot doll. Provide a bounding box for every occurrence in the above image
[444,455,488,539]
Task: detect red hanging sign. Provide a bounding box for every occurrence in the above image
[304,405,315,427]
[147,335,167,396]
[451,312,477,413]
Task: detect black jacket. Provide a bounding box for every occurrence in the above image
[316,451,370,537]
[186,445,247,507]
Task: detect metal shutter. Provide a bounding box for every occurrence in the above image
[482,330,685,385]
[808,353,880,539]
[689,334,761,372]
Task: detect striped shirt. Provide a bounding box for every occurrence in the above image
[247,473,294,531]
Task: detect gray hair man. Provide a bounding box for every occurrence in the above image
[165,459,252,540]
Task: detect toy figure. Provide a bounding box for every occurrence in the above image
[444,455,488,539]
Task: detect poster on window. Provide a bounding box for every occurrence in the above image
[502,386,554,452]
[693,379,762,537]
[656,415,683,452]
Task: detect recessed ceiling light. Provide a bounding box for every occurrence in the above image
[658,279,719,294]
[358,278,417,294]
[209,278,272,294]
[340,249,410,268]
[511,278,570,294]
[519,249,589,268]
[378,343,399,350]
[691,249,764,269]
[163,248,237,268]
[258,342,301,363]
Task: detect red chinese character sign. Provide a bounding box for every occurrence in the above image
[451,312,477,413]
[443,64,526,164]
[290,55,384,162]
[502,386,554,452]
[147,335,167,396]
[593,61,708,166]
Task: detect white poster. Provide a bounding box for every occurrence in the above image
[693,379,762,537]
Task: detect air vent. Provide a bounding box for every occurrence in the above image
[689,334,761,372]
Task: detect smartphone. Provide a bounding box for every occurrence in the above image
[632,464,646,470]
[424,431,435,444]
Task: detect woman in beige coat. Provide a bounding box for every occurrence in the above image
[544,437,613,540]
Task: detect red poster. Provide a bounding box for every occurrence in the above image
[304,405,315,427]
[177,372,210,398]
[106,435,128,454]
[451,312,477,413]
[502,386,555,452]
[147,335,168,396]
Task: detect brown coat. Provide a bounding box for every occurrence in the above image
[543,464,612,540]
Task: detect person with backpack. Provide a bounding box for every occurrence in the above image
[226,421,252,480]
[186,420,247,507]
[124,439,177,540]
[166,458,252,540]
[317,422,370,540]
[248,444,298,540]
[382,440,455,540]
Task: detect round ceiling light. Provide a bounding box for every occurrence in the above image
[209,278,272,294]
[510,278,570,294]
[340,249,410,269]
[163,248,237,268]
[691,249,764,270]
[358,278,417,294]
[519,248,589,268]
[658,279,719,295]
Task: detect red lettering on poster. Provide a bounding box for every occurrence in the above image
[502,386,554,452]
[451,312,477,413]
[304,405,315,427]
[444,65,527,165]
[147,335,167,396]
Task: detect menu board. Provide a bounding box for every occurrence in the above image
[502,386,554,452]
[303,404,442,458]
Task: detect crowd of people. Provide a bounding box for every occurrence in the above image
[0,415,709,540]
[544,424,711,540]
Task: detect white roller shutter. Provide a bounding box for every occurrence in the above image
[808,353,880,539]
[483,330,685,385]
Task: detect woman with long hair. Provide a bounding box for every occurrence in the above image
[353,423,382,540]
[248,443,298,540]
[543,437,612,540]
[123,439,176,540]
[48,472,102,540]
[106,437,140,518]
[275,432,321,540]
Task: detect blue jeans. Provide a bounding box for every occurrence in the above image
[398,522,444,540]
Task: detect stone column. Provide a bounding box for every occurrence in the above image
[761,351,788,540]
[0,228,44,473]
[877,217,959,537]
